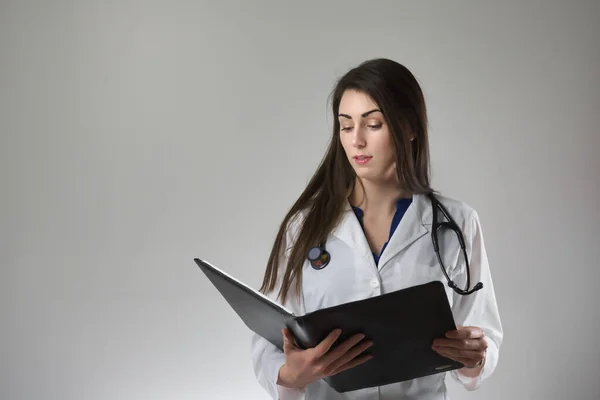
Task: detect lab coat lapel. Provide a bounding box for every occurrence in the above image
[330,201,378,271]
[377,194,432,271]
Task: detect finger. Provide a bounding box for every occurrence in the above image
[432,346,485,363]
[432,338,487,351]
[320,333,366,366]
[445,327,483,339]
[282,328,297,352]
[324,340,373,375]
[445,326,484,339]
[432,345,479,358]
[312,329,342,357]
[454,356,482,368]
[443,351,484,368]
[330,353,374,376]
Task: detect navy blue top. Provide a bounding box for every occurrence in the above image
[351,197,413,265]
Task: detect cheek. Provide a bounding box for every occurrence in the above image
[373,132,395,162]
[339,134,352,156]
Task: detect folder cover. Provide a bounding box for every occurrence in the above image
[194,258,462,393]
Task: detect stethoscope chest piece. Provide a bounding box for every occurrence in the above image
[307,245,330,270]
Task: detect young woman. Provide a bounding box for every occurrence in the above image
[250,58,503,399]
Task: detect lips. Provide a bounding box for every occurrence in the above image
[353,155,372,165]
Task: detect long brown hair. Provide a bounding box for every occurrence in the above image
[259,58,433,305]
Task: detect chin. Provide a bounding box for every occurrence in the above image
[354,170,381,182]
[354,167,398,185]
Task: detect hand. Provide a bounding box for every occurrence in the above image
[277,328,374,389]
[431,325,487,369]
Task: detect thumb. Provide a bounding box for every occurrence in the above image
[282,328,291,349]
[282,328,297,352]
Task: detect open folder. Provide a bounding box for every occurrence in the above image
[194,258,463,393]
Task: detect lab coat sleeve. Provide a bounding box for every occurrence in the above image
[449,209,503,391]
[250,217,307,400]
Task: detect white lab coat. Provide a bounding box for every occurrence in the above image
[250,193,503,400]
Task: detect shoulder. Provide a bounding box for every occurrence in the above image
[281,207,310,250]
[433,192,476,215]
[427,192,481,228]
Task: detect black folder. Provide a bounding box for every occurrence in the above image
[194,258,463,393]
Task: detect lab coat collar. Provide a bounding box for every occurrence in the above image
[332,193,433,271]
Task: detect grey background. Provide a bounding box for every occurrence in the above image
[1,1,599,399]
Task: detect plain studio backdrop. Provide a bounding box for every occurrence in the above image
[1,1,599,399]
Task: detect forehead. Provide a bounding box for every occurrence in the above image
[338,89,380,116]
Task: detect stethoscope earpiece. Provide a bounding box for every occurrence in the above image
[307,245,330,270]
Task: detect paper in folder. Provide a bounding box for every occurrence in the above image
[194,258,463,393]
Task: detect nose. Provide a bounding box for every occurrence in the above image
[352,127,366,148]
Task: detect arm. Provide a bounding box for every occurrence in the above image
[251,332,306,400]
[449,210,503,390]
[250,219,307,400]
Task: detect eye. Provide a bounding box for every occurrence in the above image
[341,126,353,132]
[367,124,382,130]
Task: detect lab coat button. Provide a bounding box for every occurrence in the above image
[370,279,379,288]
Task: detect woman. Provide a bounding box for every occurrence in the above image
[250,58,503,399]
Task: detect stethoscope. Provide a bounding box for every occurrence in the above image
[306,193,484,296]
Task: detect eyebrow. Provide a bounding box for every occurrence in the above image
[338,108,382,119]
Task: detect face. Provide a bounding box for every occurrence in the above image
[338,89,397,183]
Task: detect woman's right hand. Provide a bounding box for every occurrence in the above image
[276,327,374,389]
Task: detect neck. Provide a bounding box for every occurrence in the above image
[349,177,411,216]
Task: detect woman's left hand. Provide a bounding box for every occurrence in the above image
[431,325,488,369]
